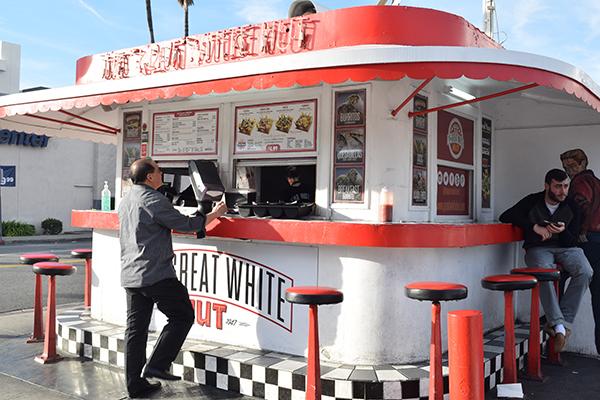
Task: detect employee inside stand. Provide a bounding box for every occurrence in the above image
[281,166,312,203]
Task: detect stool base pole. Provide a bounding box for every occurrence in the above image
[306,304,321,400]
[503,290,517,384]
[27,274,44,343]
[429,301,443,400]
[84,259,92,308]
[35,276,61,364]
[524,284,544,380]
[448,310,484,400]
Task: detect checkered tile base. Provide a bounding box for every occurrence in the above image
[56,308,549,400]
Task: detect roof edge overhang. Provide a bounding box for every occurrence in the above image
[1,45,599,118]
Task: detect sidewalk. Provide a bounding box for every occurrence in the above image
[1,306,599,400]
[0,307,255,400]
[1,231,92,245]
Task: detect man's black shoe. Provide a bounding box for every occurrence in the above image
[128,380,161,398]
[143,367,181,381]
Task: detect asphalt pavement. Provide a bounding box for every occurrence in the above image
[0,237,91,313]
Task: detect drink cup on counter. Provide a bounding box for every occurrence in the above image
[379,186,393,222]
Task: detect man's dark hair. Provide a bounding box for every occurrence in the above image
[130,158,156,184]
[545,168,568,184]
[286,166,299,180]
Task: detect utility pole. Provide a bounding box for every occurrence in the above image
[483,0,497,40]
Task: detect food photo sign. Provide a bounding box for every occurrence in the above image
[234,99,317,154]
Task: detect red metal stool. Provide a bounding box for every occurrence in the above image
[285,286,343,400]
[20,253,59,343]
[32,261,76,364]
[481,274,537,384]
[405,282,468,400]
[550,263,567,365]
[511,267,560,380]
[71,248,93,307]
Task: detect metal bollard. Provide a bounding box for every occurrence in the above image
[448,310,484,400]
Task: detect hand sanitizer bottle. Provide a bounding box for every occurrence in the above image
[101,181,111,211]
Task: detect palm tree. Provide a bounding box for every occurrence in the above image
[145,0,156,43]
[177,0,195,37]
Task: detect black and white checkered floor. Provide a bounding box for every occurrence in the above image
[56,307,548,400]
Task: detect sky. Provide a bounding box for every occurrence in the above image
[1,0,600,90]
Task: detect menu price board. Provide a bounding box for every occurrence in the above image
[481,118,492,209]
[437,166,470,216]
[234,99,317,154]
[152,108,219,156]
[334,166,364,202]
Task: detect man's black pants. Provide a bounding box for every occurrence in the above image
[124,278,194,393]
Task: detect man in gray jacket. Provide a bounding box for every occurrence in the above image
[119,158,226,398]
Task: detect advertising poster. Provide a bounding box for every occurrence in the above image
[152,108,219,156]
[234,100,317,154]
[437,165,470,216]
[412,166,427,206]
[335,127,365,164]
[123,111,142,140]
[413,95,428,133]
[334,166,364,202]
[437,111,474,165]
[413,133,427,167]
[122,141,140,168]
[335,89,366,127]
[482,117,492,209]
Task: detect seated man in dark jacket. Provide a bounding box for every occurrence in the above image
[500,168,593,352]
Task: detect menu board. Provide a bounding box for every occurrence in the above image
[151,108,219,156]
[234,100,317,154]
[411,95,429,206]
[437,165,470,216]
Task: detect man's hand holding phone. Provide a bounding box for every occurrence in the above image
[544,220,565,234]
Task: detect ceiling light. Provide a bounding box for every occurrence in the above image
[447,86,476,101]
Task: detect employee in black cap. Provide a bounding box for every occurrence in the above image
[282,166,312,203]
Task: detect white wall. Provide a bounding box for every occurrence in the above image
[0,137,115,232]
[495,112,600,355]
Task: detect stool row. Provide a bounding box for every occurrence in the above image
[20,249,93,364]
[287,267,563,400]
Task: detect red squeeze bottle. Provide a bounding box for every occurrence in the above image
[379,187,393,222]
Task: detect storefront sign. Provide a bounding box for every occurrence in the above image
[437,165,470,215]
[0,130,49,148]
[234,99,317,154]
[87,16,316,83]
[173,249,293,331]
[481,117,492,209]
[437,111,473,165]
[152,108,219,156]
[0,166,15,187]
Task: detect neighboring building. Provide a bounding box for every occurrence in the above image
[0,40,115,232]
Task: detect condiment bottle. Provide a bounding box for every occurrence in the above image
[379,187,393,222]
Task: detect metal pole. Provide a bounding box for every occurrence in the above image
[0,168,4,245]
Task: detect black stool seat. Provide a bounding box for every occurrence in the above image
[511,268,561,282]
[285,286,343,305]
[482,274,537,291]
[71,248,92,259]
[405,281,468,301]
[20,253,59,265]
[33,262,76,277]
